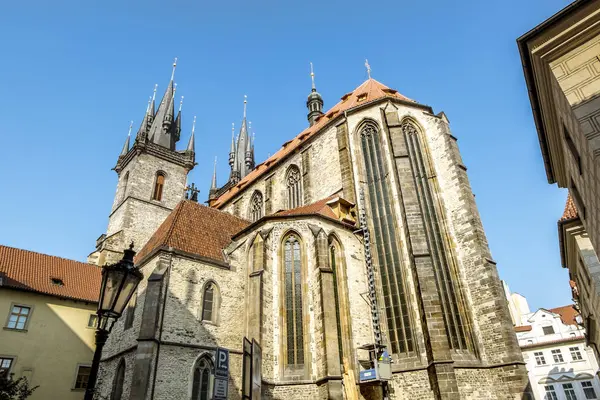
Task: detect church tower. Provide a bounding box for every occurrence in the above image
[306,62,323,126]
[89,59,195,266]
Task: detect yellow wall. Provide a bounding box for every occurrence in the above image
[0,289,96,400]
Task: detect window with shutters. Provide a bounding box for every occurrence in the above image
[191,356,214,400]
[152,171,166,201]
[286,165,302,209]
[201,282,219,324]
[283,234,304,366]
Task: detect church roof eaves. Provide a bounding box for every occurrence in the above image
[135,200,250,266]
[212,78,430,209]
[232,196,356,240]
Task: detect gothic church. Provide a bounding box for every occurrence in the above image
[91,61,530,400]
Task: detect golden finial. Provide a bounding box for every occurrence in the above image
[310,62,316,90]
[179,96,184,112]
[365,59,371,79]
[243,95,247,118]
[171,57,178,81]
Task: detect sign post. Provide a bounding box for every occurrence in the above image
[214,347,229,400]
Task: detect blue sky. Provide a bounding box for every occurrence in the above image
[0,0,573,311]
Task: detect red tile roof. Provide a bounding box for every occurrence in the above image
[514,325,533,332]
[0,245,101,303]
[136,200,250,264]
[212,78,414,208]
[273,196,339,220]
[561,193,578,221]
[549,304,579,326]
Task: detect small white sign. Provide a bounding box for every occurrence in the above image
[214,377,228,399]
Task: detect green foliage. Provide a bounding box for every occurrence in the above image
[0,375,38,400]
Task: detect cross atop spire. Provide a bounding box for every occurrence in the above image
[365,59,372,79]
[310,62,316,90]
[171,57,178,81]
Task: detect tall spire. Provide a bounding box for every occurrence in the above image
[187,115,196,153]
[147,58,179,150]
[211,157,218,190]
[150,84,158,117]
[235,95,252,179]
[306,62,324,126]
[120,121,133,157]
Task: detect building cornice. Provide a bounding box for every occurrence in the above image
[115,140,195,174]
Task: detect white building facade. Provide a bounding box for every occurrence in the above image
[507,286,600,400]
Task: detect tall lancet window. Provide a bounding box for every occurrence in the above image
[402,120,468,350]
[361,122,413,355]
[283,234,304,366]
[249,191,263,222]
[152,171,166,201]
[191,356,213,400]
[286,165,302,209]
[120,172,129,203]
[110,359,125,400]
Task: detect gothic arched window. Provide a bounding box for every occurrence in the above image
[361,121,413,355]
[249,191,263,222]
[283,234,304,366]
[110,359,125,400]
[402,119,468,350]
[286,165,302,209]
[124,291,137,330]
[152,171,166,201]
[191,356,213,400]
[201,282,219,324]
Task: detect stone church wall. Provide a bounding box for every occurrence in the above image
[221,123,344,218]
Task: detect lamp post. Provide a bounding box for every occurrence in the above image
[84,243,143,400]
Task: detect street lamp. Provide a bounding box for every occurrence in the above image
[84,243,143,400]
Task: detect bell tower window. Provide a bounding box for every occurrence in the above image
[152,172,166,201]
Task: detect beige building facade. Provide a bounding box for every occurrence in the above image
[92,64,530,399]
[518,0,600,363]
[0,245,101,400]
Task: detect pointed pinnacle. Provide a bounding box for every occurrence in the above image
[211,156,218,189]
[171,57,178,81]
[243,95,247,118]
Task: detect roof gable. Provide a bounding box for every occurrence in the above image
[136,200,250,264]
[211,78,417,208]
[0,245,101,303]
[560,192,578,221]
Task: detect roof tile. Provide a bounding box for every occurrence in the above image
[549,304,579,326]
[561,192,579,221]
[0,245,101,302]
[136,200,250,263]
[212,78,413,208]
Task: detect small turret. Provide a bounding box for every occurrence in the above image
[147,58,180,150]
[119,121,133,158]
[307,62,324,126]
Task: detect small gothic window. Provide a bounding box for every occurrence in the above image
[121,172,129,202]
[152,172,165,201]
[283,234,304,365]
[249,191,264,222]
[110,360,125,400]
[124,292,137,330]
[286,165,302,209]
[201,282,219,324]
[191,356,213,400]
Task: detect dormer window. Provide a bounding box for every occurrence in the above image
[51,278,64,286]
[357,93,367,102]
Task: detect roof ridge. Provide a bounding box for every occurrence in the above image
[0,244,90,266]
